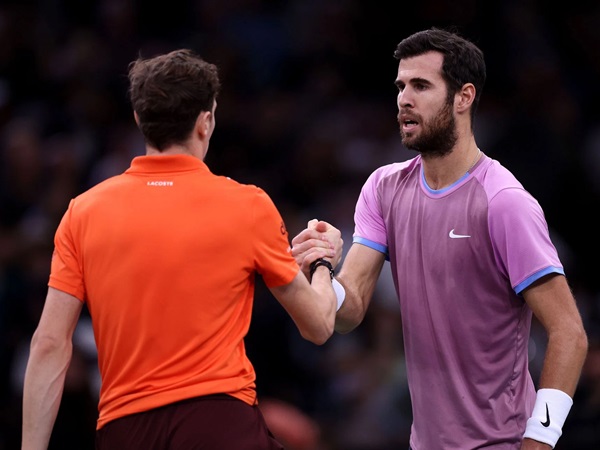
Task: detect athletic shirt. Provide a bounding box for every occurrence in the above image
[49,154,299,430]
[353,153,564,449]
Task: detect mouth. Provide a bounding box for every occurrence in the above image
[399,115,419,133]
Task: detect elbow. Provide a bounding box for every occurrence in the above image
[575,325,589,358]
[335,321,359,334]
[30,330,72,358]
[551,321,589,362]
[300,323,334,346]
[334,305,365,334]
[567,319,589,357]
[306,335,331,346]
[305,335,327,346]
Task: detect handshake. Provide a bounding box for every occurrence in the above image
[291,219,344,280]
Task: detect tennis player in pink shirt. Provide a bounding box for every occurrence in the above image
[292,27,588,450]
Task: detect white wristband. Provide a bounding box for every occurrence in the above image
[332,278,346,311]
[523,388,573,448]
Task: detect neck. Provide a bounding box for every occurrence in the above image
[465,148,481,173]
[421,142,480,190]
[146,143,207,160]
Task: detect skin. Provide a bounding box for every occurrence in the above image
[22,288,83,450]
[22,101,338,450]
[292,51,588,450]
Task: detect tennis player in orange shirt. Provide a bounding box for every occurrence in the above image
[21,49,342,450]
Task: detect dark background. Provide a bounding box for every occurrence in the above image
[1,0,599,449]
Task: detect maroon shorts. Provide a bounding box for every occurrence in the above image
[95,394,285,450]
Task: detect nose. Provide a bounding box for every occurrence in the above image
[397,89,412,108]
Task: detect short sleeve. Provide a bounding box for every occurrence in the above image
[353,167,389,254]
[49,199,86,301]
[252,189,299,288]
[488,187,564,294]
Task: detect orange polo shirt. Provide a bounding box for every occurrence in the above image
[48,154,299,429]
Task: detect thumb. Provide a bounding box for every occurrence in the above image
[314,221,330,232]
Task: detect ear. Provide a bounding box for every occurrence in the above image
[133,111,140,126]
[195,111,212,138]
[455,83,476,113]
[203,111,213,136]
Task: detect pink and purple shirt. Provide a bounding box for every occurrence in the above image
[353,153,564,449]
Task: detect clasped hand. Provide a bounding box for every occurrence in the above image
[291,219,343,280]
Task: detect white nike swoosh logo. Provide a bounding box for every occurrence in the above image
[449,229,471,239]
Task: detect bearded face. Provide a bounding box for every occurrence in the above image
[400,97,458,158]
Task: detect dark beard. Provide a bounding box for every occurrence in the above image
[401,100,458,158]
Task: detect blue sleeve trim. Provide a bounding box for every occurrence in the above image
[352,236,389,260]
[514,266,565,295]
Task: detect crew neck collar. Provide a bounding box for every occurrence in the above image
[125,154,209,174]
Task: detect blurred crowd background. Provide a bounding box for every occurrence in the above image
[1,0,600,449]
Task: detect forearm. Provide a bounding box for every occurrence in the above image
[524,275,588,395]
[22,338,73,450]
[522,322,588,449]
[307,264,338,342]
[272,269,337,345]
[538,324,588,395]
[333,274,369,334]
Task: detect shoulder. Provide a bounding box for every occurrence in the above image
[215,175,272,200]
[476,156,534,203]
[364,157,420,188]
[212,176,280,217]
[476,157,547,224]
[69,174,125,209]
[476,156,522,190]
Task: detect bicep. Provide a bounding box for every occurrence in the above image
[338,243,386,299]
[522,274,582,333]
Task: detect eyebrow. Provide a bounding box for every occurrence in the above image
[395,76,432,88]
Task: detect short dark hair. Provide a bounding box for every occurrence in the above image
[128,49,221,150]
[394,27,486,124]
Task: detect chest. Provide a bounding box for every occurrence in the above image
[380,176,491,272]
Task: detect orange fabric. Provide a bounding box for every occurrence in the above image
[49,154,299,430]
